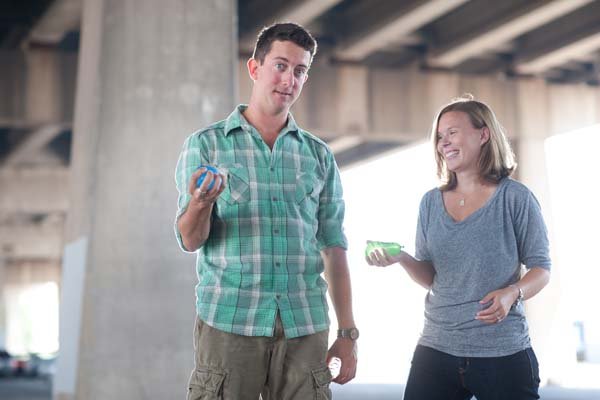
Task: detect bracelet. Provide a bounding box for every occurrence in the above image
[509,284,524,308]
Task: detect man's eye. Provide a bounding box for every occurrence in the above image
[275,63,285,70]
[295,69,306,78]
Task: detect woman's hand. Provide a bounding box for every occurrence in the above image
[475,285,519,324]
[365,248,402,267]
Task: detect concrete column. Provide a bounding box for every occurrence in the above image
[0,257,6,350]
[25,47,63,124]
[54,1,236,399]
[0,50,25,123]
[336,65,369,134]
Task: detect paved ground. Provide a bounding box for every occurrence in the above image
[2,378,600,399]
[0,377,51,400]
[333,384,600,399]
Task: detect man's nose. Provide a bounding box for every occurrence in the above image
[281,70,294,87]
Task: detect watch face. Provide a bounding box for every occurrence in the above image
[338,328,359,340]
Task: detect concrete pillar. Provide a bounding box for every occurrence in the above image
[25,47,63,124]
[337,65,369,134]
[54,1,236,399]
[0,257,6,350]
[0,50,25,123]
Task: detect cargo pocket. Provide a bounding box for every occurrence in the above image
[187,368,226,400]
[311,366,332,400]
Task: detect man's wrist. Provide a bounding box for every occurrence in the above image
[337,327,359,340]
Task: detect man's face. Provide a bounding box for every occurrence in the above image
[248,40,312,115]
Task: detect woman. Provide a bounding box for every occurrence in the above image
[366,95,551,400]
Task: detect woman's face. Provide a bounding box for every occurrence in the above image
[436,111,489,174]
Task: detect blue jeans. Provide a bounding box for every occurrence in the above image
[403,345,540,400]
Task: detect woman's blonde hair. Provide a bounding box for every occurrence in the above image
[431,94,517,191]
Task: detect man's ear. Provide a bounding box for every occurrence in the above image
[480,126,490,145]
[247,58,259,82]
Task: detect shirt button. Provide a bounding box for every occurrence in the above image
[272,197,278,201]
[276,294,281,299]
[270,167,274,172]
[275,262,281,267]
[274,229,279,234]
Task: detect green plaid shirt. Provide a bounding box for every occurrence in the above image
[175,105,347,338]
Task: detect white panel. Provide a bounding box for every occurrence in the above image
[53,237,87,397]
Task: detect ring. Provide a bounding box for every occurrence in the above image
[199,191,208,198]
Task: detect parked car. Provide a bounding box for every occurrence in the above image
[28,353,57,378]
[0,349,12,377]
[0,350,57,378]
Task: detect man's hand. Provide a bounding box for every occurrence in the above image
[188,167,227,206]
[178,167,227,251]
[327,338,357,385]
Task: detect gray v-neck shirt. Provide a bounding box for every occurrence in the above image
[415,177,551,357]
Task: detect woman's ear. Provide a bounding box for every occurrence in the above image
[480,126,490,145]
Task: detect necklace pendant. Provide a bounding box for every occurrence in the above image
[459,198,465,207]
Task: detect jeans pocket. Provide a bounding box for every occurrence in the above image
[311,366,332,400]
[525,347,541,387]
[187,368,226,400]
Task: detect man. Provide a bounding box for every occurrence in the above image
[175,22,357,400]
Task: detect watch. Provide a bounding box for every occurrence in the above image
[337,327,360,340]
[510,284,524,308]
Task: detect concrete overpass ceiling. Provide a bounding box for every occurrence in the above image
[237,0,600,165]
[237,0,600,97]
[0,0,54,49]
[513,0,600,74]
[332,140,407,167]
[1,0,599,170]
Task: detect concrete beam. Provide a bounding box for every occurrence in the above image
[428,0,592,68]
[28,0,82,45]
[335,0,467,61]
[0,167,69,214]
[272,0,341,28]
[3,123,70,166]
[328,135,365,154]
[239,0,342,54]
[2,259,62,284]
[0,216,64,260]
[513,1,600,75]
[517,33,600,74]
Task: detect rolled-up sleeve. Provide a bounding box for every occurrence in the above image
[514,191,551,270]
[415,192,432,262]
[174,134,203,253]
[316,151,347,250]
